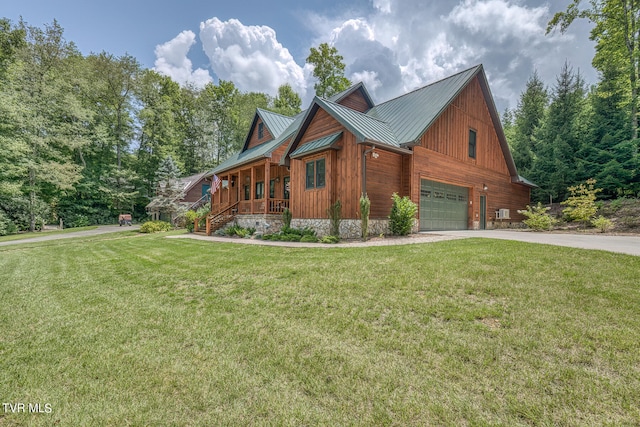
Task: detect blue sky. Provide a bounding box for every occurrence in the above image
[4,0,596,111]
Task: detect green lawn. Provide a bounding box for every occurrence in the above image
[0,226,98,243]
[1,232,638,426]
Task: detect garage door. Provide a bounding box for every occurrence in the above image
[420,180,468,230]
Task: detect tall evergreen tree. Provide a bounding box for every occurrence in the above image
[531,63,587,202]
[511,72,548,177]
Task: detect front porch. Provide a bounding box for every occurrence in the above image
[202,159,291,234]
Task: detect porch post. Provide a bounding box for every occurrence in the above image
[264,159,270,215]
[250,166,255,214]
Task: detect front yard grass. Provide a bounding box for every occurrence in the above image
[0,233,638,425]
[0,226,98,243]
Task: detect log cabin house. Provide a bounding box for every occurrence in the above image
[202,64,534,237]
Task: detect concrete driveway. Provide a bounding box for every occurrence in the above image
[423,230,640,257]
[0,224,140,247]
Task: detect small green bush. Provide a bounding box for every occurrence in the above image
[562,178,601,229]
[327,200,341,237]
[300,235,319,243]
[0,211,18,236]
[282,208,292,229]
[320,235,340,244]
[70,214,90,228]
[224,225,255,237]
[389,193,417,236]
[518,203,557,231]
[185,210,198,232]
[139,221,173,233]
[360,193,370,241]
[592,215,613,233]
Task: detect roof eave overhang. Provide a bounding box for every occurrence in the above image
[211,153,273,175]
[358,139,413,155]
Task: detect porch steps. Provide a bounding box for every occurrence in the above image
[208,213,235,234]
[205,201,240,235]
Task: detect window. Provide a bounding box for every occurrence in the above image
[468,129,477,159]
[258,123,264,139]
[269,179,276,199]
[316,158,325,188]
[305,158,326,189]
[283,176,290,199]
[244,184,250,200]
[255,181,264,199]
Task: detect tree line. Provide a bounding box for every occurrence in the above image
[504,0,640,203]
[4,1,638,234]
[0,19,303,232]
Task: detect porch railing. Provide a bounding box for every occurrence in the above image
[268,199,289,214]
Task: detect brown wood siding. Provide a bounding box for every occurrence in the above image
[299,109,342,143]
[335,133,362,219]
[338,89,370,112]
[412,75,529,226]
[420,77,509,175]
[246,118,273,150]
[290,152,332,219]
[366,150,402,218]
[291,131,364,218]
[412,146,530,223]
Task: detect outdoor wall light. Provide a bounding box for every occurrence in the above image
[372,151,379,159]
[483,183,488,191]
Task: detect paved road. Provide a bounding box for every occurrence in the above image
[422,230,640,256]
[0,224,140,247]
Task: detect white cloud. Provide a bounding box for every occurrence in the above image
[314,0,596,110]
[447,0,549,43]
[199,18,307,99]
[154,30,212,88]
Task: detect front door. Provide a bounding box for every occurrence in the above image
[480,195,487,230]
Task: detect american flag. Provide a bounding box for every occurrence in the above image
[211,174,221,195]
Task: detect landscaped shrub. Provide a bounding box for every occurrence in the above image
[320,235,340,244]
[327,200,341,237]
[359,193,370,241]
[262,226,317,242]
[300,235,319,243]
[518,203,557,231]
[592,215,613,233]
[562,178,601,229]
[224,225,255,238]
[0,211,18,236]
[139,220,173,233]
[185,210,198,232]
[389,193,417,236]
[282,208,292,229]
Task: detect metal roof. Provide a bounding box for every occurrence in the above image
[315,97,399,147]
[368,65,482,144]
[257,108,295,138]
[290,132,342,158]
[210,112,305,175]
[327,82,375,109]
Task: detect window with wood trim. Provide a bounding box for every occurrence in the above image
[244,184,250,200]
[283,176,290,199]
[269,179,276,198]
[255,181,264,199]
[305,158,326,190]
[468,129,477,159]
[258,123,264,139]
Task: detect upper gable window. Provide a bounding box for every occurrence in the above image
[468,129,477,159]
[258,123,264,139]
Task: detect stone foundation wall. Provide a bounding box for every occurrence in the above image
[232,214,284,234]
